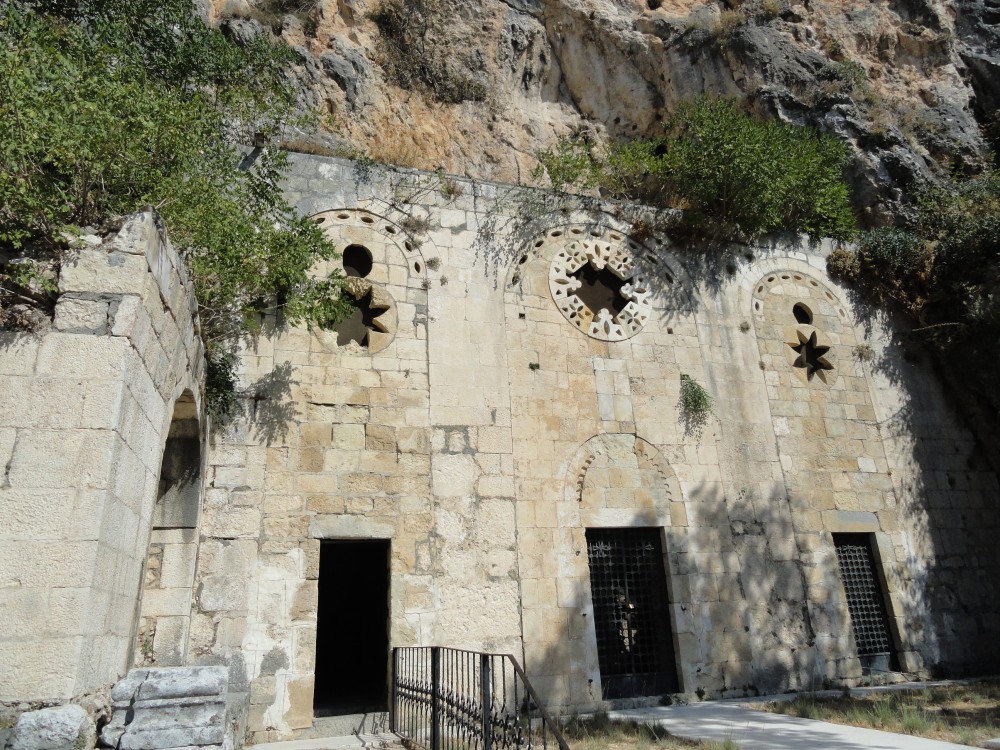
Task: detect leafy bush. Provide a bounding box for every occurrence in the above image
[822,60,868,93]
[679,373,713,435]
[0,0,350,420]
[840,169,1000,461]
[368,0,488,104]
[848,171,999,332]
[536,97,856,242]
[826,247,861,279]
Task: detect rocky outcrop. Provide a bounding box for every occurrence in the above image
[211,0,998,224]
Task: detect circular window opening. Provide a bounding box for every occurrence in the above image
[343,245,373,278]
[793,302,813,325]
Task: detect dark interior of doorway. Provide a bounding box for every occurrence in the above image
[313,539,390,716]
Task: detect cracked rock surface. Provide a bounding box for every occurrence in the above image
[211,0,999,224]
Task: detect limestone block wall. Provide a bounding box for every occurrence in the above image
[190,155,1000,739]
[0,212,204,703]
[191,190,522,742]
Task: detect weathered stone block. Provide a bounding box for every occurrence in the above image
[136,666,228,701]
[119,725,224,750]
[10,705,93,750]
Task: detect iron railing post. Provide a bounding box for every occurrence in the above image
[430,646,441,750]
[390,647,398,735]
[480,653,492,750]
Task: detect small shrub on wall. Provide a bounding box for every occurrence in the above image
[679,373,714,436]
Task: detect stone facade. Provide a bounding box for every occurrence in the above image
[3,158,1000,746]
[188,156,1000,741]
[0,212,204,703]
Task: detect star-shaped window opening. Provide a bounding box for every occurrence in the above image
[570,262,630,318]
[789,329,834,382]
[336,290,382,347]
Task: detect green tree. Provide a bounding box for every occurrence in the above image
[0,0,350,420]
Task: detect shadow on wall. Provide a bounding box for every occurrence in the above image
[814,270,1000,677]
[245,361,297,447]
[155,391,202,528]
[525,479,854,714]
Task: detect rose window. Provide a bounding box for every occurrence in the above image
[549,236,652,341]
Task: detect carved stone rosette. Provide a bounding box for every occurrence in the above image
[547,231,652,341]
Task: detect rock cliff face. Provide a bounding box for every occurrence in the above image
[212,0,998,224]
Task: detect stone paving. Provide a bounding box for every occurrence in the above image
[611,690,978,750]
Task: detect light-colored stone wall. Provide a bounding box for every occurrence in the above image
[182,155,1000,742]
[0,212,204,703]
[189,197,522,742]
[9,157,994,738]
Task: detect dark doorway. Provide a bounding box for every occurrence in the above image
[314,540,391,716]
[833,533,899,675]
[586,528,679,699]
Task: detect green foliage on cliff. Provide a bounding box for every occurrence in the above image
[0,0,349,421]
[829,170,1000,341]
[828,169,1000,459]
[535,97,856,242]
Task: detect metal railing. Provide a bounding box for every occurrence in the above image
[391,647,570,750]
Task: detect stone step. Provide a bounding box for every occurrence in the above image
[249,732,403,750]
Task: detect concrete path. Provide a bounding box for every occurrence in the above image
[252,733,400,749]
[611,702,973,750]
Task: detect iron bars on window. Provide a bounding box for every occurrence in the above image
[391,647,569,750]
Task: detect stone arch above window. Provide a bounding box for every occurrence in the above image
[542,227,658,341]
[307,209,419,354]
[752,270,850,387]
[153,391,201,529]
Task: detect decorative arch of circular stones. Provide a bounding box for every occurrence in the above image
[540,226,658,341]
[751,269,851,387]
[566,434,681,521]
[309,208,426,353]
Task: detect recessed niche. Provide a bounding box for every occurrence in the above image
[792,302,813,325]
[343,245,373,278]
[570,263,629,318]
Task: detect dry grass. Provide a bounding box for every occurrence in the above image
[562,713,739,750]
[761,682,1000,747]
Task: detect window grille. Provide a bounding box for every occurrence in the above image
[585,528,678,698]
[833,533,899,674]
